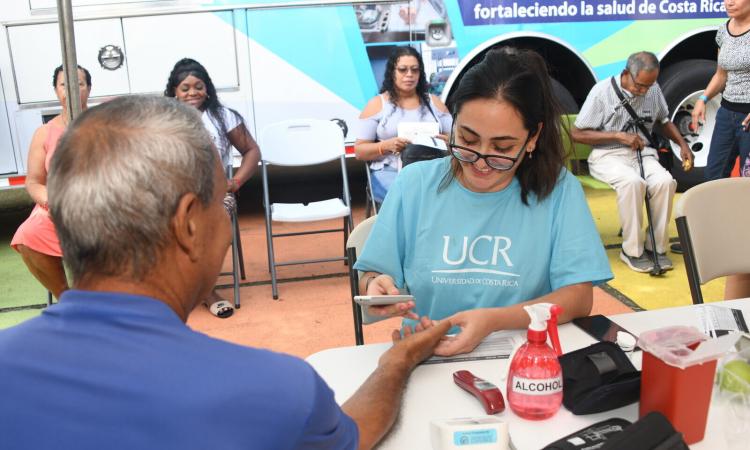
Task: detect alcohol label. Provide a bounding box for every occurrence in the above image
[511,376,563,395]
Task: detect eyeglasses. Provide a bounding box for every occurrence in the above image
[449,132,531,171]
[222,193,237,217]
[396,66,420,75]
[628,71,654,91]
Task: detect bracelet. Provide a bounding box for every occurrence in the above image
[364,274,378,292]
[378,143,384,156]
[698,94,709,103]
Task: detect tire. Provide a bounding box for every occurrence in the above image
[658,59,717,191]
[551,78,579,114]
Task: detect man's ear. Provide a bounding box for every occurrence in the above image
[172,192,201,262]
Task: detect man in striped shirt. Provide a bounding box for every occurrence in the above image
[572,52,693,273]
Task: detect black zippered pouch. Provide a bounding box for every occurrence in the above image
[542,412,688,450]
[559,341,641,414]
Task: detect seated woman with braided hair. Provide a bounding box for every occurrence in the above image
[165,58,261,318]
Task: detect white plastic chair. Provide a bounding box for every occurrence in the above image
[260,119,354,299]
[674,177,750,304]
[346,215,377,345]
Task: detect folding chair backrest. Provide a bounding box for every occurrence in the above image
[346,216,378,345]
[260,119,345,167]
[675,177,750,285]
[346,215,377,256]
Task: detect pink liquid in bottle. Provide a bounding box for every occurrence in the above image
[506,304,563,420]
[506,337,563,419]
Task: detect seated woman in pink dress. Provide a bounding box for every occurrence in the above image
[11,65,92,299]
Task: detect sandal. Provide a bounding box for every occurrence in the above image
[207,300,234,319]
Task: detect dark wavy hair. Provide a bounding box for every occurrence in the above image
[164,58,244,153]
[445,47,566,205]
[53,64,92,87]
[379,46,433,123]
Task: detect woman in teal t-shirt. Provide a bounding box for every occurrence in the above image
[355,47,612,356]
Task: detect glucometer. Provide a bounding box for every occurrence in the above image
[353,294,414,306]
[453,370,505,415]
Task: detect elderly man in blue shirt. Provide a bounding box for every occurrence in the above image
[0,96,450,450]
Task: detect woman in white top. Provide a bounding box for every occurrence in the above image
[690,1,750,299]
[165,58,261,318]
[355,46,452,203]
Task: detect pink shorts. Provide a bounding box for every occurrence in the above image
[10,206,62,257]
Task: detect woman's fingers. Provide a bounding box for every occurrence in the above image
[367,300,417,318]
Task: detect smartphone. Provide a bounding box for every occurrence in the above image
[353,294,414,306]
[573,315,639,351]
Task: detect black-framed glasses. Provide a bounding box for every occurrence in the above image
[396,66,420,75]
[449,132,531,171]
[628,71,653,91]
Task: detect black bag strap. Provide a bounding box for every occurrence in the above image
[610,77,658,148]
[425,97,440,125]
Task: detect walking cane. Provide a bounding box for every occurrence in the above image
[635,146,665,276]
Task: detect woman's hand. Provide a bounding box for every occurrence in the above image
[691,100,706,131]
[381,137,410,155]
[227,178,240,193]
[38,195,49,210]
[431,309,496,356]
[435,134,450,145]
[365,274,418,320]
[743,113,750,131]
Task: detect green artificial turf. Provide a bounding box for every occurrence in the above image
[0,192,48,329]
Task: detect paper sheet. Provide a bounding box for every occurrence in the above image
[695,305,749,337]
[422,330,524,365]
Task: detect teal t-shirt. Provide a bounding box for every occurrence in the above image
[354,157,613,324]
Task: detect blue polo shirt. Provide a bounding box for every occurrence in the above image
[0,290,357,450]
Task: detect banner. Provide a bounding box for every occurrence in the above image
[460,0,727,25]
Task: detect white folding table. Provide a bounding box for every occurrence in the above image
[307,299,750,449]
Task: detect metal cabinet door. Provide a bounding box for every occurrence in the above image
[7,18,129,104]
[122,11,238,94]
[0,74,18,175]
[30,0,161,7]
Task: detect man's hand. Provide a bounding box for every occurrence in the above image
[618,131,645,150]
[343,317,451,450]
[680,145,694,171]
[431,309,496,356]
[380,317,452,371]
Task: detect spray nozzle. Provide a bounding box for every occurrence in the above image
[523,303,563,355]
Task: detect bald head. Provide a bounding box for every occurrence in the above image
[48,96,217,282]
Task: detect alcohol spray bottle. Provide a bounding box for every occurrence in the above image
[506,303,563,420]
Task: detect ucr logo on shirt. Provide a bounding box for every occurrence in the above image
[432,235,519,276]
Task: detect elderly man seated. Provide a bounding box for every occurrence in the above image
[0,96,450,450]
[571,51,694,274]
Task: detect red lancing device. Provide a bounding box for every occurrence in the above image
[453,370,505,414]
